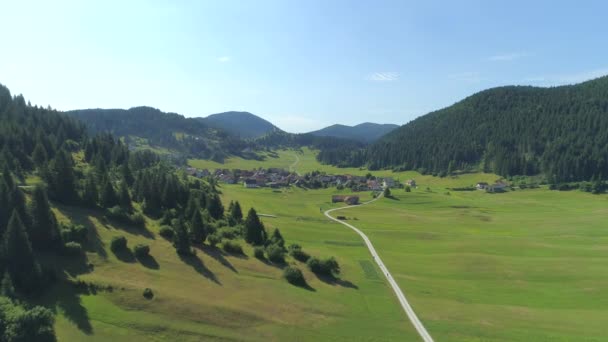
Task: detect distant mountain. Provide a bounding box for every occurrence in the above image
[67,107,248,161]
[308,122,399,142]
[198,111,282,139]
[324,76,608,182]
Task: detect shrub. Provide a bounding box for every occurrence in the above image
[130,212,146,227]
[288,244,310,262]
[106,206,146,227]
[143,288,154,299]
[60,223,88,243]
[216,226,241,240]
[63,242,83,256]
[110,236,127,252]
[405,186,411,192]
[133,244,150,258]
[253,246,265,260]
[307,256,340,277]
[207,233,221,247]
[266,244,285,263]
[159,226,174,240]
[283,266,306,286]
[221,240,244,255]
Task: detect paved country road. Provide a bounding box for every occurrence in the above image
[324,195,434,342]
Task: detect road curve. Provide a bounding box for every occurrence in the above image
[324,195,434,342]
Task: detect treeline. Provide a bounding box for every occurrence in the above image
[67,107,249,161]
[325,76,608,182]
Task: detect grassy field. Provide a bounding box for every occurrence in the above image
[40,185,417,341]
[348,188,608,341]
[40,148,608,341]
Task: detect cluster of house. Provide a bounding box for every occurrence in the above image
[476,181,508,192]
[185,166,415,192]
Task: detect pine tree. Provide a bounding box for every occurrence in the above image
[189,209,207,244]
[118,180,132,212]
[121,164,134,186]
[46,149,77,203]
[206,194,224,220]
[244,208,266,246]
[0,272,15,298]
[82,172,99,208]
[270,228,285,248]
[184,194,198,220]
[172,218,192,255]
[32,142,48,168]
[28,186,60,251]
[231,201,243,222]
[3,211,42,294]
[100,179,118,209]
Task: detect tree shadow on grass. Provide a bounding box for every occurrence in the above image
[198,244,237,273]
[315,274,359,289]
[287,280,316,292]
[385,195,400,201]
[112,248,136,263]
[35,276,93,335]
[102,215,155,240]
[179,253,221,285]
[136,254,160,269]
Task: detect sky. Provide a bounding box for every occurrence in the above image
[1,0,607,132]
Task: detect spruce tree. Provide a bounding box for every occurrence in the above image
[231,201,243,222]
[189,209,207,244]
[118,180,132,212]
[100,179,118,209]
[82,172,99,208]
[270,228,285,248]
[206,194,224,220]
[244,208,266,246]
[28,186,60,251]
[47,149,78,203]
[32,143,48,169]
[3,211,42,294]
[172,218,192,255]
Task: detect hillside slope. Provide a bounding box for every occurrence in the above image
[309,122,399,142]
[199,111,282,139]
[331,76,608,182]
[67,107,247,161]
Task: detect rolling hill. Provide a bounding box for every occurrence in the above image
[198,111,282,139]
[308,122,399,143]
[327,76,608,182]
[67,107,248,161]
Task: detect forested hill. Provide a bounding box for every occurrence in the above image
[308,122,399,142]
[326,76,608,182]
[198,111,283,139]
[67,107,248,161]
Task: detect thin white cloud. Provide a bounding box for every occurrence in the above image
[488,52,529,62]
[368,72,399,82]
[217,56,231,63]
[523,67,608,85]
[448,71,482,83]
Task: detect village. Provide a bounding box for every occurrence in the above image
[184,166,420,192]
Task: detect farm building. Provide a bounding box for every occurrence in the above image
[331,195,360,205]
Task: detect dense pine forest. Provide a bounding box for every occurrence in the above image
[323,76,608,182]
[0,84,226,340]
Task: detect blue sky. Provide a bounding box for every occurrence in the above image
[1,1,607,132]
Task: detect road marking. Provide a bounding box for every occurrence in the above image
[324,195,434,342]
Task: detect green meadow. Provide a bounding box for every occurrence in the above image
[42,148,608,341]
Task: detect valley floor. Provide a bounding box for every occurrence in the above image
[45,149,608,341]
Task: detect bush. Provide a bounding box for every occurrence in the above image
[130,212,146,227]
[133,244,150,258]
[63,242,83,256]
[307,256,340,277]
[266,244,285,263]
[283,266,306,286]
[221,240,244,255]
[110,236,128,252]
[106,206,145,227]
[216,226,241,240]
[60,223,88,243]
[143,288,154,299]
[159,226,174,240]
[207,233,221,247]
[288,244,310,262]
[405,186,411,192]
[253,246,265,260]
